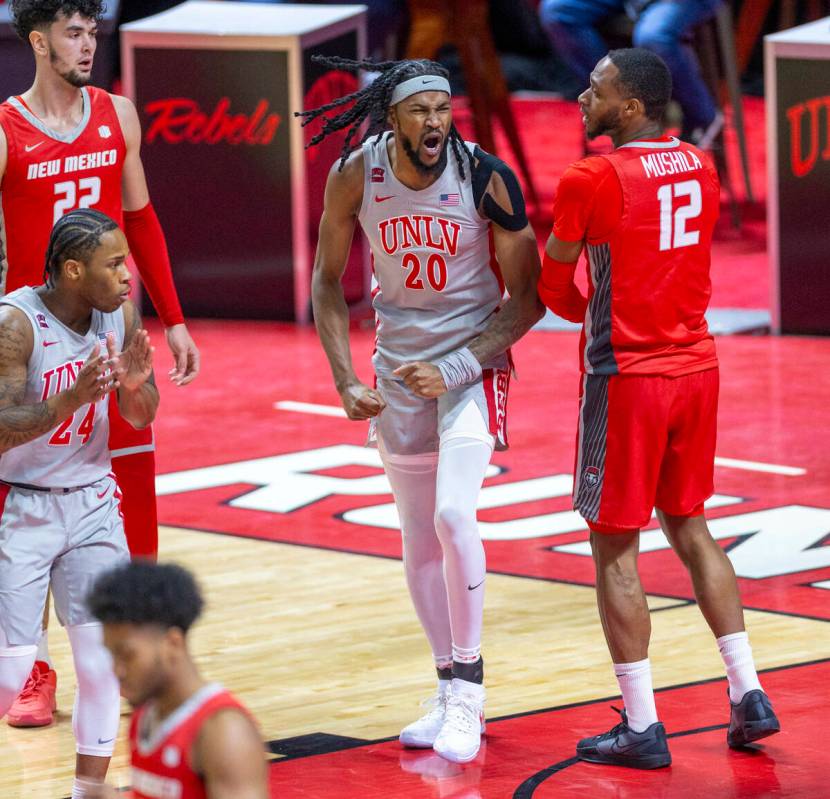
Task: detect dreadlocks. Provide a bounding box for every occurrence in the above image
[296,56,474,179]
[43,208,119,286]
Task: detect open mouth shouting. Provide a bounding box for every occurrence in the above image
[421,131,443,159]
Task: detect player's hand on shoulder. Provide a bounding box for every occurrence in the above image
[393,362,447,399]
[339,381,386,420]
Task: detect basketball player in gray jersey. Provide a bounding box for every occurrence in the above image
[0,208,158,798]
[301,56,544,763]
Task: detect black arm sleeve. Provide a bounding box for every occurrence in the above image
[471,145,528,232]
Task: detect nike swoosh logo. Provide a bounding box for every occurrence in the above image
[609,739,648,754]
[97,489,108,499]
[374,195,395,203]
[43,341,60,347]
[25,142,44,152]
[467,579,485,591]
[97,737,114,745]
[421,79,437,84]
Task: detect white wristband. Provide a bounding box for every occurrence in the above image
[437,347,482,391]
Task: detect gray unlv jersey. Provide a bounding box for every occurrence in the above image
[358,132,509,378]
[0,287,125,488]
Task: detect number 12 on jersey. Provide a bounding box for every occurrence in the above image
[657,179,702,251]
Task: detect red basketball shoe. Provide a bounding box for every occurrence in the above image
[6,661,57,728]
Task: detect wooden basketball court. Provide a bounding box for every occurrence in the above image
[2,319,828,798]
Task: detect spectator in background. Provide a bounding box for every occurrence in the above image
[538,0,724,147]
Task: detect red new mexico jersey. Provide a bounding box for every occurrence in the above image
[129,684,248,799]
[556,137,720,377]
[0,86,126,293]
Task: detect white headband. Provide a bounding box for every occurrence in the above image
[390,75,451,106]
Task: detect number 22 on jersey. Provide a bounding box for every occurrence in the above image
[53,176,102,224]
[657,179,702,251]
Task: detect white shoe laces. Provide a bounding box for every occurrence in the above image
[414,691,450,724]
[443,695,481,735]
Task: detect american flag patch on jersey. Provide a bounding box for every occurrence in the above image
[440,193,460,206]
[97,331,112,347]
[35,313,49,330]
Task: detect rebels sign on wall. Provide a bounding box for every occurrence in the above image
[135,48,293,319]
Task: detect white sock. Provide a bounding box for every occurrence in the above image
[434,655,452,671]
[614,658,658,733]
[451,644,481,664]
[71,777,101,798]
[717,631,763,703]
[36,629,51,668]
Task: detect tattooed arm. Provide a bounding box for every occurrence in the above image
[111,300,158,429]
[0,306,114,454]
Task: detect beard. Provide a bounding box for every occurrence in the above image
[49,48,92,88]
[400,132,448,176]
[586,106,622,140]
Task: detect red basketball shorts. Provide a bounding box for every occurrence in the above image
[573,367,718,532]
[107,393,158,560]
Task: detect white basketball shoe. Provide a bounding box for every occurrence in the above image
[432,680,485,763]
[399,680,452,748]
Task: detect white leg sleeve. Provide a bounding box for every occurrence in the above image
[434,402,494,657]
[379,443,453,664]
[0,645,38,718]
[67,623,121,757]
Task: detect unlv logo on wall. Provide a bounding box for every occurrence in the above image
[786,94,830,177]
[144,98,281,145]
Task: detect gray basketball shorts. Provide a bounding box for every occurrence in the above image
[0,475,130,647]
[369,367,511,457]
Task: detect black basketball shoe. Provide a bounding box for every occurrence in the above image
[577,707,671,769]
[727,690,780,748]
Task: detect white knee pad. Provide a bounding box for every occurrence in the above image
[67,623,121,757]
[0,645,38,718]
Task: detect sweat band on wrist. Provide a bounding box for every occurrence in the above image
[437,347,482,391]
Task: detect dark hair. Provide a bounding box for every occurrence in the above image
[296,56,473,178]
[43,208,118,285]
[607,48,672,122]
[87,561,205,633]
[10,0,105,40]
